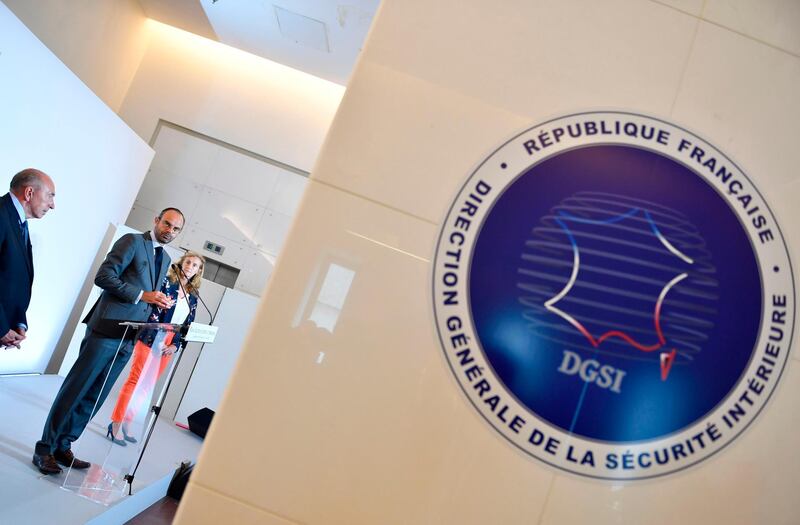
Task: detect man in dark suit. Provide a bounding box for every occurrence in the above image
[33,208,184,474]
[0,169,56,350]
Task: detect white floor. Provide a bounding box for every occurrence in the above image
[0,374,203,524]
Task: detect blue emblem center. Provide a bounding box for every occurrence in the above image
[469,145,762,442]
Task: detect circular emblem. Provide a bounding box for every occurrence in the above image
[432,111,795,480]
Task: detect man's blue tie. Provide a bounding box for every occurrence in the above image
[19,220,29,246]
[154,246,164,275]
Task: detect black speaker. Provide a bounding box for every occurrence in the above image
[167,461,194,500]
[187,407,215,438]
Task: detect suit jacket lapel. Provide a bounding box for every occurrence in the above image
[2,195,33,278]
[143,232,157,289]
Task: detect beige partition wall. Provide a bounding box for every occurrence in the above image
[176,1,800,523]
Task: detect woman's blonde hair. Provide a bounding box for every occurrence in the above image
[167,251,205,293]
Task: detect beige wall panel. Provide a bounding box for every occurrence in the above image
[177,483,298,525]
[2,0,150,111]
[655,0,705,16]
[360,0,696,118]
[314,0,697,222]
[184,181,554,524]
[177,0,800,523]
[703,0,800,55]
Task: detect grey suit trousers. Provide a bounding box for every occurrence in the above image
[36,327,134,454]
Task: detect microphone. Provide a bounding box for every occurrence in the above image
[172,263,215,324]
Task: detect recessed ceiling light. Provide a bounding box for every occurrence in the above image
[274,5,330,53]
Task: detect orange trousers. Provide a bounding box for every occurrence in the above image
[110,332,175,424]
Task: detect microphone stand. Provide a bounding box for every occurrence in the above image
[125,265,213,494]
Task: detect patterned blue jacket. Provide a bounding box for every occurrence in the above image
[137,276,198,350]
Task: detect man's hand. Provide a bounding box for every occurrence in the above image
[141,291,172,309]
[1,329,24,349]
[161,344,178,356]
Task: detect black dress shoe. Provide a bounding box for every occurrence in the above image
[32,453,62,475]
[54,449,90,469]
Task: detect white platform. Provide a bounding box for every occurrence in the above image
[0,374,203,524]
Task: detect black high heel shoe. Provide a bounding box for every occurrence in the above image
[121,425,137,444]
[106,423,127,446]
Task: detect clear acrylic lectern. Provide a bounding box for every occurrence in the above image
[56,321,188,505]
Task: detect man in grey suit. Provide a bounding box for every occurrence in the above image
[33,208,184,474]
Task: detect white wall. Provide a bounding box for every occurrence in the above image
[1,0,150,112]
[0,4,154,374]
[118,21,345,174]
[176,0,800,524]
[161,278,227,422]
[174,289,260,425]
[116,21,345,296]
[126,124,309,296]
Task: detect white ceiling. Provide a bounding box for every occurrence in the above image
[137,0,381,86]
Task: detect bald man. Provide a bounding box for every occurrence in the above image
[0,168,56,349]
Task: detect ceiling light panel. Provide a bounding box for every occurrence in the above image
[199,0,381,85]
[274,5,330,52]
